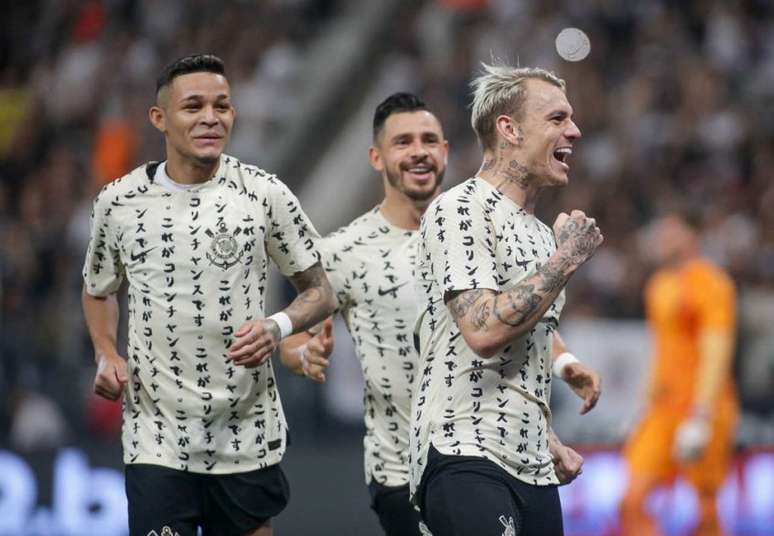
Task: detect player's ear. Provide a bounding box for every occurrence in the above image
[149,105,166,134]
[495,115,521,147]
[369,145,384,172]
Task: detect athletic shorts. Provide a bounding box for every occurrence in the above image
[624,397,737,493]
[125,463,290,536]
[417,445,563,536]
[368,480,427,536]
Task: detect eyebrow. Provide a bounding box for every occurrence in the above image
[390,131,440,142]
[546,108,574,119]
[179,93,230,103]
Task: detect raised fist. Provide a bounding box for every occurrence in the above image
[553,210,603,267]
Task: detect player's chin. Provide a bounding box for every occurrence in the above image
[546,166,570,186]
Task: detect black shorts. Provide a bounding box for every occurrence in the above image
[418,445,563,536]
[125,463,290,536]
[368,480,426,536]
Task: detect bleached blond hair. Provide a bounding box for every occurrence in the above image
[470,63,566,151]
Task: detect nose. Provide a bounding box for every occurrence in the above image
[410,139,429,158]
[201,105,218,125]
[565,120,581,141]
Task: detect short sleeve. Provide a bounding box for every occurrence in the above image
[693,265,736,332]
[422,187,499,297]
[82,187,124,296]
[264,177,321,277]
[317,234,352,312]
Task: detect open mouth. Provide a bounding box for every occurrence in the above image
[404,163,435,181]
[552,147,572,170]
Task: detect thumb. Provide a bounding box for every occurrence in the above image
[115,363,128,384]
[322,318,333,341]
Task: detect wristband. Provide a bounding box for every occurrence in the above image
[552,352,580,378]
[267,312,293,339]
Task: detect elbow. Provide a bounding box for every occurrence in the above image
[462,331,501,359]
[322,288,337,317]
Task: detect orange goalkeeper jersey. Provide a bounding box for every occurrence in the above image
[643,257,737,411]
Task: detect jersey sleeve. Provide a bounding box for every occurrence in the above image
[82,185,124,296]
[693,265,736,333]
[264,177,321,277]
[422,188,500,298]
[317,233,352,312]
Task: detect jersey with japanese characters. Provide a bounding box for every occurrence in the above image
[410,177,565,497]
[83,154,320,474]
[320,207,419,486]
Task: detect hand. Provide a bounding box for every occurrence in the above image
[229,319,282,368]
[300,318,334,382]
[94,353,128,401]
[553,210,604,267]
[549,436,584,485]
[674,414,711,462]
[562,362,601,415]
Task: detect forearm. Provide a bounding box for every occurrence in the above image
[449,254,577,358]
[551,330,568,361]
[285,262,336,334]
[81,287,120,362]
[279,331,313,375]
[693,330,734,410]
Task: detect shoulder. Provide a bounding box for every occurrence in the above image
[218,154,287,193]
[425,179,483,219]
[322,208,379,251]
[93,163,153,208]
[690,258,735,295]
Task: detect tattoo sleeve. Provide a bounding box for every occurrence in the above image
[285,262,335,333]
[445,253,577,356]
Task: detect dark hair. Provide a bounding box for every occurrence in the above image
[373,92,427,140]
[155,54,226,95]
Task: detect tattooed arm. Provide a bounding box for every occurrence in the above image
[228,262,336,368]
[445,210,603,358]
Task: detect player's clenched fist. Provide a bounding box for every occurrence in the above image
[228,319,282,368]
[94,354,128,401]
[553,209,603,266]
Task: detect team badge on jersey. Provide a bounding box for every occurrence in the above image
[205,223,244,269]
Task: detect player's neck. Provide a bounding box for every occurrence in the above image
[476,152,539,213]
[380,190,428,230]
[164,150,221,185]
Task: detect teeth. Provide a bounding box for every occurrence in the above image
[555,148,572,155]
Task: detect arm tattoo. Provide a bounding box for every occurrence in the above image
[447,289,486,321]
[285,262,334,331]
[471,300,491,331]
[493,284,541,327]
[492,257,572,329]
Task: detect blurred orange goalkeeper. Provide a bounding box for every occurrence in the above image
[620,211,738,536]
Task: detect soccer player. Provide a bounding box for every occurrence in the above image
[81,54,336,536]
[409,64,603,536]
[280,92,601,535]
[620,212,738,536]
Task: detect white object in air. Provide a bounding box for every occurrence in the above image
[555,28,591,62]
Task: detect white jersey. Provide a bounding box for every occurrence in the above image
[320,207,419,487]
[410,178,565,496]
[82,154,320,474]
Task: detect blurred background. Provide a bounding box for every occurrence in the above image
[1,0,773,534]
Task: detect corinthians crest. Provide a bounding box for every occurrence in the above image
[205,223,244,269]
